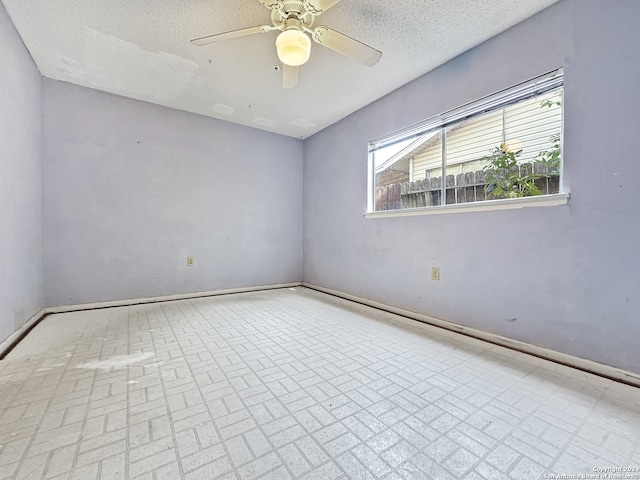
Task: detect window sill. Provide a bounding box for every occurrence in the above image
[364,192,570,219]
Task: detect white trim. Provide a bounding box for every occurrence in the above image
[0,308,46,355]
[45,283,302,314]
[302,283,640,388]
[365,192,570,219]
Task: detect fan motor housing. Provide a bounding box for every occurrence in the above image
[282,1,304,15]
[271,3,314,30]
[283,17,303,32]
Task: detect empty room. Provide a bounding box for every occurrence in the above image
[1,0,639,479]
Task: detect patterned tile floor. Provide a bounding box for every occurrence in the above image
[1,287,639,480]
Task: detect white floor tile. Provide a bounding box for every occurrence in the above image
[0,287,638,479]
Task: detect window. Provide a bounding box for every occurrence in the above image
[368,70,564,214]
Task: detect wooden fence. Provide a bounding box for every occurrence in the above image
[375,163,560,211]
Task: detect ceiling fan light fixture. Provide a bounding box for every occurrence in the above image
[276,29,311,66]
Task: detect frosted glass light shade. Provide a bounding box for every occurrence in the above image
[276,29,311,66]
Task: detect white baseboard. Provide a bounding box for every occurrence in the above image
[0,308,47,358]
[45,282,303,314]
[1,283,301,358]
[302,282,640,388]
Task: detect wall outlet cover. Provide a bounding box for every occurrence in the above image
[431,267,440,281]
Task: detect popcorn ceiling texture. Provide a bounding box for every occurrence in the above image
[1,0,557,138]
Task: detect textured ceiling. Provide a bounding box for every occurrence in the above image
[3,0,558,139]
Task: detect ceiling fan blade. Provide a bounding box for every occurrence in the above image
[304,0,342,15]
[312,26,382,66]
[191,25,273,46]
[257,0,281,10]
[282,64,299,89]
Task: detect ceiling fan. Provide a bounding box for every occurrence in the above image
[191,0,382,89]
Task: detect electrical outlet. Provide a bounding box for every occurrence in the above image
[187,256,195,267]
[431,267,440,281]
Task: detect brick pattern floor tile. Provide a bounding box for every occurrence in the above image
[1,287,639,479]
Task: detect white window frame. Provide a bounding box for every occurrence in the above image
[366,69,568,217]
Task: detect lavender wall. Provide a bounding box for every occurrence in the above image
[0,3,43,343]
[303,0,640,373]
[42,80,303,306]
